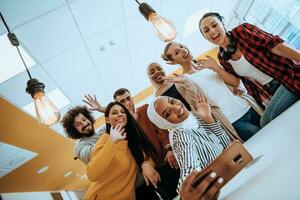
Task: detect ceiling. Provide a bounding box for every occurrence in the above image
[0,0,241,193]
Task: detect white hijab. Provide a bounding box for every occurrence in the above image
[147,96,199,130]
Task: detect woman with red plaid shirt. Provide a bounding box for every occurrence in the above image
[198,12,300,127]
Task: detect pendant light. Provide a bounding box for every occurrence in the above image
[0,12,60,126]
[135,0,177,42]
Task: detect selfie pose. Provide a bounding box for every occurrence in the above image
[147,93,231,189]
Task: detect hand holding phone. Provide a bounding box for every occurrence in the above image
[191,140,253,189]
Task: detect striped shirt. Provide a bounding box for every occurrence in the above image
[169,120,231,189]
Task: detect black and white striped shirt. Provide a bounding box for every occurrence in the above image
[169,119,232,189]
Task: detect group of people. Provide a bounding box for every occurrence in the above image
[61,12,300,200]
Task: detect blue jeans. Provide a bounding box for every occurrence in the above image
[260,84,299,127]
[233,108,261,141]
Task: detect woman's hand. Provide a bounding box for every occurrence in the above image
[180,171,223,200]
[165,150,179,169]
[192,93,214,124]
[110,124,126,142]
[82,94,106,113]
[197,55,222,73]
[233,87,246,96]
[141,162,161,188]
[161,73,187,83]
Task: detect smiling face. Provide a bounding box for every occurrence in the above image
[166,43,193,65]
[105,104,128,128]
[73,113,94,135]
[148,63,166,84]
[114,92,135,115]
[199,16,228,46]
[154,96,189,124]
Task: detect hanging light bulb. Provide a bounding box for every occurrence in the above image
[0,12,60,126]
[137,2,177,42]
[26,79,60,126]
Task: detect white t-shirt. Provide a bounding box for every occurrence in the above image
[229,55,273,85]
[186,69,250,123]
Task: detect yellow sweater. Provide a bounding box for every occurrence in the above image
[84,134,137,200]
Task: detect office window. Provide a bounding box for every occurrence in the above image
[238,0,300,49]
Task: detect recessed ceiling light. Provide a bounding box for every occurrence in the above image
[64,171,73,178]
[0,33,36,84]
[37,166,49,174]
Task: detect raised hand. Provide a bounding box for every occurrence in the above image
[110,124,126,142]
[192,93,214,124]
[161,73,187,83]
[82,94,106,113]
[197,55,222,72]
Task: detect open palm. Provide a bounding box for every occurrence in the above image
[192,93,212,120]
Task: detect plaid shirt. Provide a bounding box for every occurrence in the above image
[218,23,300,108]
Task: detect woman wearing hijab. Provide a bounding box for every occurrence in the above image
[147,62,241,142]
[147,93,231,190]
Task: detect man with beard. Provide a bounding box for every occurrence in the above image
[61,106,105,164]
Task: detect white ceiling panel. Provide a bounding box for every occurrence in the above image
[70,0,124,39]
[42,44,93,85]
[188,0,214,15]
[96,53,132,83]
[0,141,37,177]
[0,65,58,107]
[14,6,82,62]
[104,72,134,98]
[122,0,162,20]
[0,0,66,30]
[61,68,110,106]
[86,24,128,65]
[126,16,158,49]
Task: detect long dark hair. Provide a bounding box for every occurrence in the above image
[105,102,158,166]
[199,12,225,35]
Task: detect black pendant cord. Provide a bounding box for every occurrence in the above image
[135,0,141,5]
[0,11,32,79]
[16,46,32,79]
[0,11,11,33]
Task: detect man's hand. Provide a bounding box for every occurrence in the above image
[180,171,223,200]
[82,94,106,113]
[165,150,179,169]
[141,162,161,188]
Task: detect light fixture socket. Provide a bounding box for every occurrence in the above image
[26,78,45,98]
[7,32,20,46]
[138,2,155,20]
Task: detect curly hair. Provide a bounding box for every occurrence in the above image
[61,106,95,139]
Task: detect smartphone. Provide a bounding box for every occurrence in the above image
[191,140,253,188]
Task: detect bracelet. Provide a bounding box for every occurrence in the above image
[165,146,172,152]
[165,143,171,149]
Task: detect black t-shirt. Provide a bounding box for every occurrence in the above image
[161,84,191,111]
